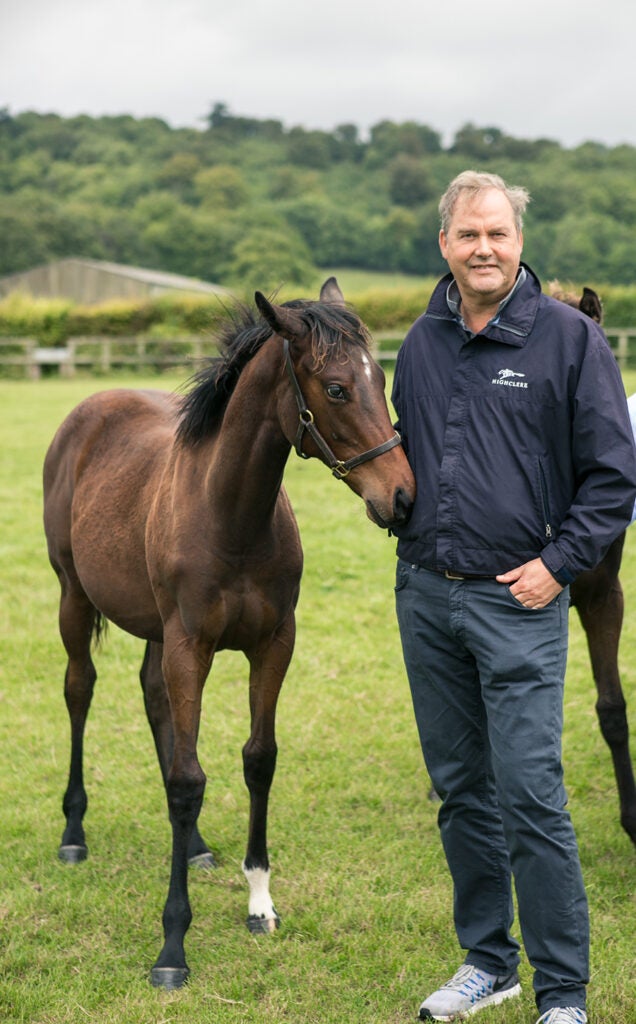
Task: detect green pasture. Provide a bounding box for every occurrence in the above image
[1,370,635,1024]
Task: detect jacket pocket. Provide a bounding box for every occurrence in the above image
[395,559,414,592]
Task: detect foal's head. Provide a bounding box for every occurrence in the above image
[253,278,414,528]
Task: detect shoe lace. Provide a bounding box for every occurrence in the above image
[536,1009,586,1024]
[444,965,493,1002]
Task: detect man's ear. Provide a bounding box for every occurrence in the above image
[439,229,448,259]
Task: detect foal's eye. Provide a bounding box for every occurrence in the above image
[326,384,347,401]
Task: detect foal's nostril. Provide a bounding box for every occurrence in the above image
[393,487,414,524]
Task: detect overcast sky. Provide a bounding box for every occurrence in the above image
[1,0,634,149]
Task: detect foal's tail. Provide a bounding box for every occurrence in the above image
[92,610,109,649]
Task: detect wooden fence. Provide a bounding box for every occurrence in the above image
[0,336,212,379]
[2,329,636,379]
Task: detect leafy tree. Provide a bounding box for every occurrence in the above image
[374,208,418,271]
[6,150,50,189]
[367,120,442,165]
[332,123,364,162]
[229,226,316,294]
[194,165,249,209]
[407,202,447,276]
[522,169,584,222]
[286,127,334,169]
[207,103,231,130]
[0,201,50,273]
[388,155,437,207]
[450,123,559,163]
[278,194,372,267]
[205,102,283,141]
[156,153,202,198]
[267,166,323,201]
[2,109,636,287]
[546,212,617,281]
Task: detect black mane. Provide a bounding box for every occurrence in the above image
[177,297,370,445]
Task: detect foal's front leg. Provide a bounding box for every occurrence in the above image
[242,618,294,933]
[140,641,216,867]
[150,626,213,990]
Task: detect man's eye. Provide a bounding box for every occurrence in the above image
[326,384,346,400]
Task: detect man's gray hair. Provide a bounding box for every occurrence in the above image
[439,170,530,235]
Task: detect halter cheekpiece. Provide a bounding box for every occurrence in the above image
[282,338,402,479]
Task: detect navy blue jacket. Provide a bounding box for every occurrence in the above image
[391,265,636,583]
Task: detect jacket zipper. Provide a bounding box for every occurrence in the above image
[538,460,553,539]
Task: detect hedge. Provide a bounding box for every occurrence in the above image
[2,282,636,346]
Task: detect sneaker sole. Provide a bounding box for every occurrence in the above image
[419,982,522,1021]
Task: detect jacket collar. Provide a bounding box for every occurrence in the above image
[426,262,542,347]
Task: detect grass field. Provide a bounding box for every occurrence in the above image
[310,268,436,294]
[0,369,635,1024]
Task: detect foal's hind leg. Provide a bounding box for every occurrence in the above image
[242,616,295,933]
[140,641,215,867]
[57,577,99,863]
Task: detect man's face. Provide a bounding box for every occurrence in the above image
[439,188,523,308]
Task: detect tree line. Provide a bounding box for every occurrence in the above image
[2,104,636,292]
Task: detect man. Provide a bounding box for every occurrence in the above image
[391,170,636,1024]
[629,393,636,524]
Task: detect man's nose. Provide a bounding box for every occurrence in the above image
[475,233,492,254]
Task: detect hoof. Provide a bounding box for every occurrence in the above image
[188,851,217,870]
[247,913,280,934]
[150,966,190,990]
[58,844,88,864]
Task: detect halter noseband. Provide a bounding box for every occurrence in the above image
[282,338,403,480]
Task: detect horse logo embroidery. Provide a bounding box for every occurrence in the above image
[492,368,528,389]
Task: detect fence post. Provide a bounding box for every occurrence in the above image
[100,339,112,374]
[65,340,77,378]
[25,340,40,380]
[615,332,629,370]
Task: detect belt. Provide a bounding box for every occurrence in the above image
[427,567,496,581]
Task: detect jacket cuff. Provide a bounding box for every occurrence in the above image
[540,551,575,587]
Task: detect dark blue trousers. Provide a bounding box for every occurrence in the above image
[395,560,589,1013]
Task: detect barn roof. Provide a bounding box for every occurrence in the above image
[0,258,229,304]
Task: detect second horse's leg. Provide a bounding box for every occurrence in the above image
[572,536,636,847]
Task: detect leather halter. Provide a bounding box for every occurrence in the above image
[282,338,403,480]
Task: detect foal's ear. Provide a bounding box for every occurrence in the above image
[580,286,603,323]
[255,291,307,341]
[319,276,345,306]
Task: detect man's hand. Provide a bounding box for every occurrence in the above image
[496,557,563,609]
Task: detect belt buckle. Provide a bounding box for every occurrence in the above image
[444,569,465,580]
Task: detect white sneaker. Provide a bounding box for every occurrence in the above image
[418,962,521,1021]
[536,1010,587,1024]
